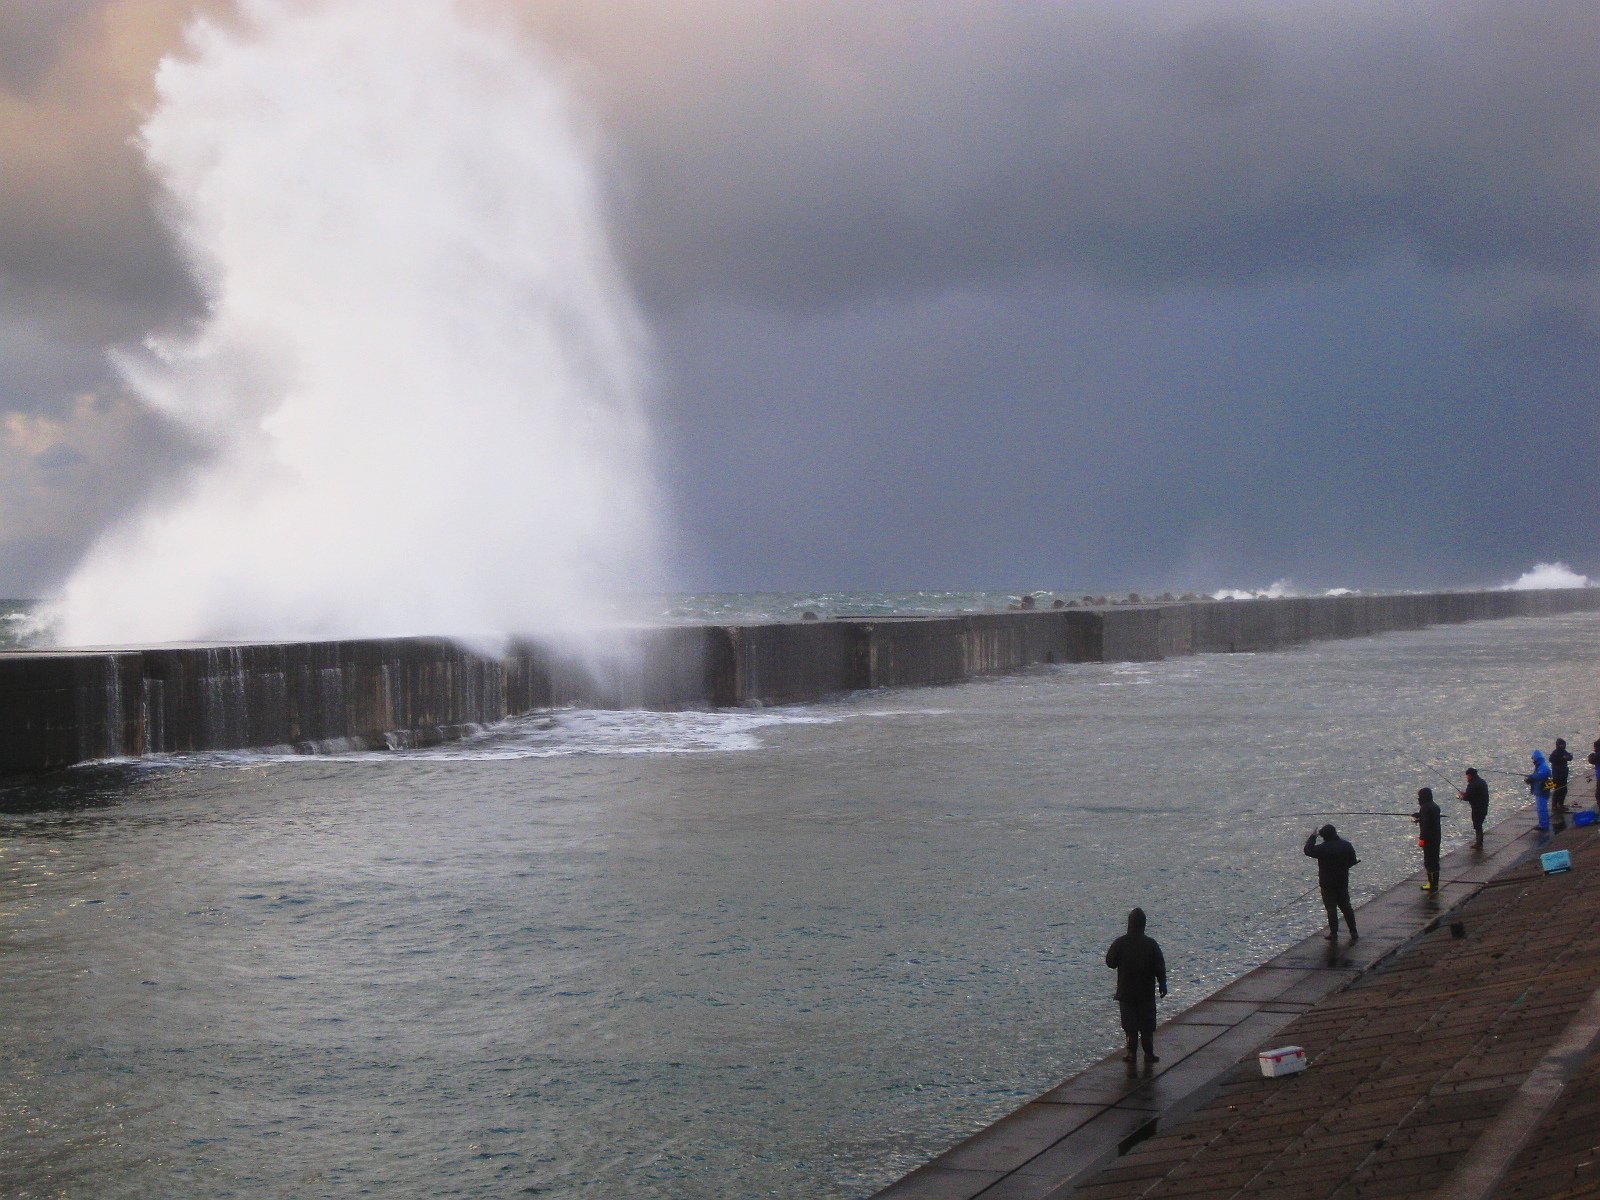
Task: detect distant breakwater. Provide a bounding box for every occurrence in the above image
[4,588,1598,777]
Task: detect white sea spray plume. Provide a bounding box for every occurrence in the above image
[55,0,658,647]
[1504,562,1589,590]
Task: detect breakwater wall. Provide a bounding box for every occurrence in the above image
[4,588,1598,776]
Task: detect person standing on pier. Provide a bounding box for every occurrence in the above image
[1459,768,1489,851]
[1589,741,1600,810]
[1526,750,1552,832]
[1412,788,1442,892]
[1304,825,1359,942]
[1105,908,1167,1066]
[1550,739,1573,815]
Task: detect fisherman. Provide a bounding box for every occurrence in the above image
[1550,739,1573,814]
[1412,787,1442,892]
[1458,767,1489,850]
[1589,740,1600,809]
[1303,825,1359,942]
[1526,750,1553,832]
[1104,908,1167,1066]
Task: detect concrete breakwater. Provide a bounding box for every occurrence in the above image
[3,588,1597,777]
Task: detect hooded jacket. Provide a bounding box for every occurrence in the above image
[1304,831,1358,887]
[1105,909,1167,1003]
[1413,791,1441,847]
[1527,752,1552,798]
[1551,744,1572,785]
[1462,774,1489,816]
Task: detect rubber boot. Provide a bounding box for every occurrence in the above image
[1122,1035,1136,1064]
[1141,1031,1158,1063]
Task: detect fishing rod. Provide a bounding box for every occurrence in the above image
[1273,810,1416,818]
[1422,763,1465,794]
[1257,881,1323,920]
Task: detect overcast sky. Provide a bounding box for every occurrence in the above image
[1,0,1596,597]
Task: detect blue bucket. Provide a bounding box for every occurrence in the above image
[1575,810,1597,827]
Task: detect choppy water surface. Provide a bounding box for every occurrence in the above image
[3,614,1598,1199]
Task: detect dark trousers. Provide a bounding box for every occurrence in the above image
[1469,805,1487,841]
[1553,783,1568,811]
[1423,843,1440,874]
[1119,998,1157,1035]
[1119,998,1158,1056]
[1321,881,1356,934]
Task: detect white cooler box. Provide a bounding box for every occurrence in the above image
[1258,1046,1306,1077]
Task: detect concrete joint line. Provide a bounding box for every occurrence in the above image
[1429,973,1600,1200]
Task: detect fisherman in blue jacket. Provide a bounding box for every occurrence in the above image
[1526,750,1552,832]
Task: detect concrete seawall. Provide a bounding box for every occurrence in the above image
[4,588,1598,776]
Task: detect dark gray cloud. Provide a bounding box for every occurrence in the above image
[0,0,1596,597]
[525,0,1600,315]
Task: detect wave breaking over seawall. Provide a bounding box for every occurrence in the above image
[55,0,658,648]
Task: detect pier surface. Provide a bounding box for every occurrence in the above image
[873,809,1600,1200]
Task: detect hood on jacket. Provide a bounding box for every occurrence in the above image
[1127,907,1146,935]
[1533,751,1547,765]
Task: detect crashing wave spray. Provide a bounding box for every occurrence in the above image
[57,0,658,646]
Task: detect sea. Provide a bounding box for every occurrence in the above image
[2,600,1596,1199]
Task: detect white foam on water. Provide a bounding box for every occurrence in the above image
[109,705,932,771]
[1211,578,1299,600]
[396,707,844,760]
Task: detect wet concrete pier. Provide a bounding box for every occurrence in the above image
[3,588,1597,776]
[871,805,1558,1199]
[948,811,1600,1200]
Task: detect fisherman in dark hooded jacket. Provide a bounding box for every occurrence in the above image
[1105,908,1167,1065]
[1412,787,1442,892]
[1550,739,1573,815]
[1304,825,1359,942]
[1458,767,1489,850]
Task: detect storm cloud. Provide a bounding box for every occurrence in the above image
[0,0,1596,597]
[530,0,1600,314]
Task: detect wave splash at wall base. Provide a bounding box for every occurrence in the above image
[55,0,657,648]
